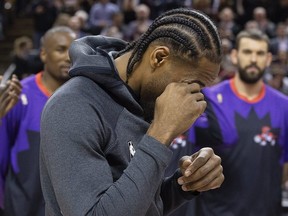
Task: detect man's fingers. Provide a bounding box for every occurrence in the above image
[179,156,192,167]
[9,76,22,95]
[0,86,9,101]
[0,92,12,110]
[196,100,207,115]
[184,164,223,191]
[197,174,225,192]
[195,92,205,102]
[187,83,201,94]
[179,156,193,176]
[184,148,213,177]
[177,148,224,192]
[192,167,225,192]
[178,164,224,192]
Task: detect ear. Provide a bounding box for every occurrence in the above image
[230,49,238,65]
[266,52,272,67]
[40,48,47,64]
[149,46,170,69]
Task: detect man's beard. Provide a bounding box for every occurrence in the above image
[238,64,265,84]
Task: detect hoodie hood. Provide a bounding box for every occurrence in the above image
[69,35,126,86]
[68,35,143,116]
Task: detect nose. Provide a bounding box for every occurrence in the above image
[251,53,257,63]
[64,49,71,63]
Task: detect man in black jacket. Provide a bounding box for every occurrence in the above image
[40,8,224,216]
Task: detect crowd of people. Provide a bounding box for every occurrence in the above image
[0,0,288,216]
[1,0,288,94]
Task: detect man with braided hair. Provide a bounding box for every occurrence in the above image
[40,8,224,216]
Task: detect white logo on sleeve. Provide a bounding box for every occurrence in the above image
[128,141,136,158]
[21,94,28,105]
[217,93,223,103]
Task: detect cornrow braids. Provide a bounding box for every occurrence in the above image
[153,8,221,50]
[143,15,212,49]
[126,29,200,81]
[118,8,222,83]
[151,8,221,53]
[156,8,222,54]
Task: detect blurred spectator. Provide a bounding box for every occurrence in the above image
[218,38,237,82]
[217,7,241,44]
[124,3,152,41]
[0,0,15,41]
[266,64,288,95]
[31,0,59,49]
[273,50,288,74]
[265,50,288,95]
[11,36,33,79]
[234,0,274,26]
[75,9,89,21]
[191,0,215,19]
[62,0,79,14]
[270,22,288,56]
[88,0,120,35]
[100,11,126,39]
[11,36,43,80]
[141,0,189,19]
[157,0,186,13]
[251,7,276,38]
[138,0,161,19]
[74,9,90,33]
[68,15,90,38]
[76,0,94,13]
[211,0,234,13]
[53,12,71,26]
[121,0,138,24]
[244,20,260,31]
[269,0,288,23]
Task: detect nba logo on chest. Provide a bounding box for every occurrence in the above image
[128,141,136,158]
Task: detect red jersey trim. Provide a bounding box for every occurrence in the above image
[229,78,266,103]
[35,72,51,97]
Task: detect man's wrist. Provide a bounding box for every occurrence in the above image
[146,124,173,146]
